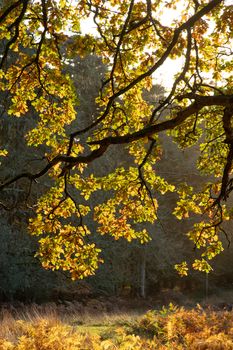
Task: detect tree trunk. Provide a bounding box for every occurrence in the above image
[140,248,146,298]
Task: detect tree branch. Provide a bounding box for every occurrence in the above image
[69,0,223,141]
[90,94,233,146]
[2,94,232,193]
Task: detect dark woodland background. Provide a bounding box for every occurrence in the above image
[1,54,233,304]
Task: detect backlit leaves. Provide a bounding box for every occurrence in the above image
[0,0,232,278]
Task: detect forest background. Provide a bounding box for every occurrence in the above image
[0,0,232,305]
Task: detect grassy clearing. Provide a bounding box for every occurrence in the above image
[0,303,233,349]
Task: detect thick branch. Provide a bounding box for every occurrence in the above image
[90,94,233,146]
[215,106,233,202]
[0,0,24,24]
[2,94,232,192]
[0,144,108,191]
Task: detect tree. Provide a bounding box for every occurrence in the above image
[0,0,232,279]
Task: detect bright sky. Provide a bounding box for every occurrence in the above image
[80,16,184,90]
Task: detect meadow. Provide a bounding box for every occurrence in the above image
[0,302,232,349]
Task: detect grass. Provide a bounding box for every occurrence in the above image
[0,303,233,349]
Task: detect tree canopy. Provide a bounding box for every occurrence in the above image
[0,0,232,279]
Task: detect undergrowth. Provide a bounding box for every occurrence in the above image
[0,304,233,349]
